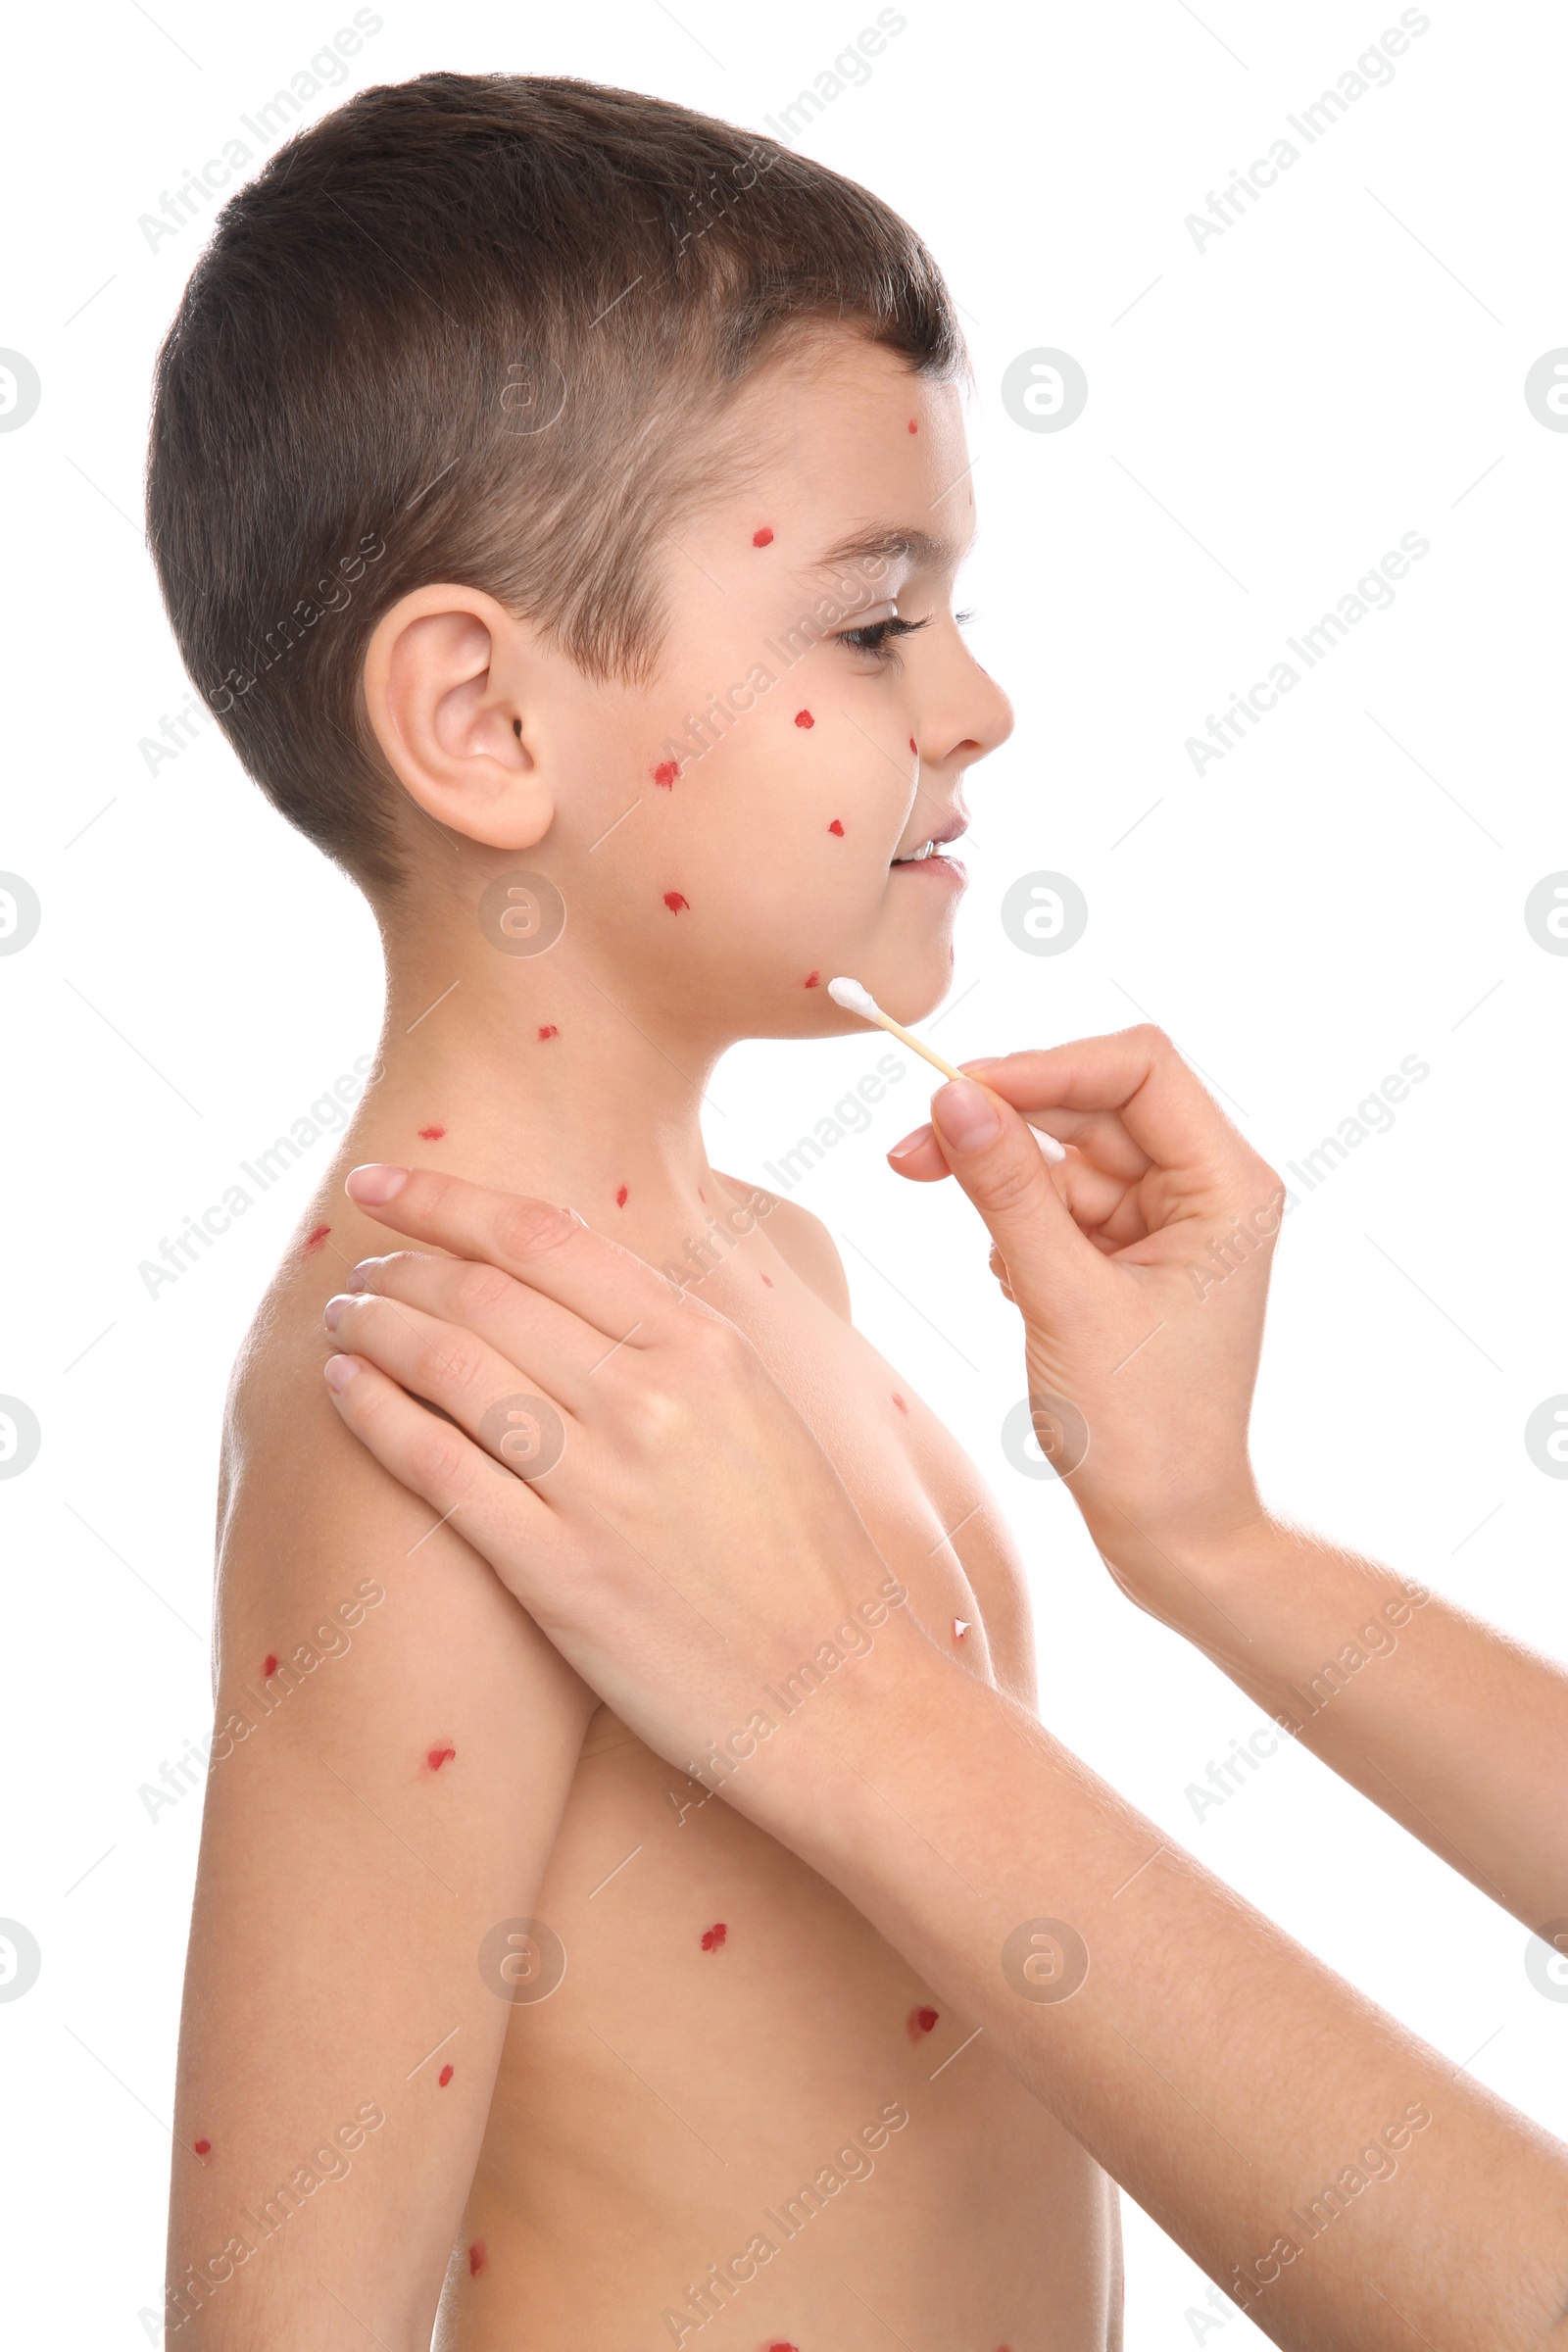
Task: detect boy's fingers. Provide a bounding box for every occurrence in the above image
[343,1166,681,1343]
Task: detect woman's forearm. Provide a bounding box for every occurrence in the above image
[777,1626,1566,2352]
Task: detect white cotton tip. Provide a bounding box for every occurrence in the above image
[827,975,882,1021]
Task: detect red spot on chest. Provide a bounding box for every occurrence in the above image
[417,1125,446,1141]
[438,2063,454,2086]
[892,1393,908,1414]
[804,971,820,989]
[537,1023,559,1041]
[793,709,814,729]
[193,2138,211,2157]
[663,892,689,913]
[700,1922,727,1951]
[262,1653,278,1678]
[828,817,844,836]
[907,2004,939,2039]
[467,2240,486,2277]
[427,1745,457,1772]
[303,1224,330,1256]
[652,760,679,788]
[615,1185,628,1207]
[752,526,774,548]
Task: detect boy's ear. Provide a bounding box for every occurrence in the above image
[362,585,554,851]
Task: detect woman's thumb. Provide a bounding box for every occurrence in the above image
[929,1078,1087,1311]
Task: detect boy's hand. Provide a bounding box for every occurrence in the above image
[320,1169,922,1807]
[888,1025,1283,1625]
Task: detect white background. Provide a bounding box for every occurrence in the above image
[3,2,1565,2343]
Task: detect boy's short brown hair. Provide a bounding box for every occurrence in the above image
[145,73,964,888]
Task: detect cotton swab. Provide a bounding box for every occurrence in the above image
[827,977,1067,1162]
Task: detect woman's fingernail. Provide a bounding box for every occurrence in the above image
[322,1296,349,1333]
[346,1164,409,1205]
[346,1260,373,1293]
[932,1079,1001,1153]
[958,1056,999,1074]
[323,1354,362,1392]
[888,1124,933,1159]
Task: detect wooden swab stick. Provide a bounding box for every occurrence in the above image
[827,977,1066,1162]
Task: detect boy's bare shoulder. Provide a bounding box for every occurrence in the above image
[715,1171,852,1318]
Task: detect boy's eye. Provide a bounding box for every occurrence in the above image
[835,613,933,661]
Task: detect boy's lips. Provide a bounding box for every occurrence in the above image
[892,809,968,882]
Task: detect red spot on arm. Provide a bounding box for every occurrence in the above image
[828,817,844,836]
[537,1023,559,1041]
[652,760,679,788]
[438,2063,454,2087]
[752,526,774,548]
[417,1125,446,1141]
[663,891,689,913]
[760,1272,773,1287]
[262,1653,278,1678]
[700,1922,728,1951]
[193,2138,211,2157]
[804,971,819,989]
[304,1223,330,1256]
[793,709,814,729]
[907,2004,939,2039]
[615,1184,628,1207]
[468,2240,486,2278]
[892,1393,908,1414]
[427,1745,457,1772]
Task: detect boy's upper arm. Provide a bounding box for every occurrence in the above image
[169,1313,593,2345]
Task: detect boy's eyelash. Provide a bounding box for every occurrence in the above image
[836,613,933,659]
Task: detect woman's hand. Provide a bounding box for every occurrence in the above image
[888,1025,1285,1622]
[318,1167,920,1818]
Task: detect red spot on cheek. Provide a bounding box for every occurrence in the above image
[794,709,814,729]
[417,1125,446,1141]
[262,1653,278,1678]
[907,2004,939,2039]
[663,892,689,913]
[438,2064,454,2086]
[427,1745,457,1771]
[304,1223,330,1256]
[537,1024,559,1041]
[828,818,844,836]
[193,2138,211,2157]
[652,760,679,788]
[615,1185,628,1207]
[700,1921,728,1951]
[468,2240,486,2278]
[892,1393,908,1415]
[752,526,774,548]
[804,971,820,989]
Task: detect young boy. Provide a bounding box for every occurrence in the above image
[150,74,1121,2348]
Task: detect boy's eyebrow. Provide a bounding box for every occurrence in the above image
[810,524,966,579]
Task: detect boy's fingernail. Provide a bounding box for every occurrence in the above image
[932,1080,1000,1153]
[322,1296,349,1333]
[346,1164,409,1204]
[323,1353,362,1392]
[888,1124,933,1159]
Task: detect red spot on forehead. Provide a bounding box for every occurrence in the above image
[304,1223,330,1256]
[438,2063,454,2086]
[700,1921,728,1951]
[907,2004,939,2038]
[537,1023,559,1041]
[615,1184,628,1207]
[804,971,820,989]
[663,891,689,913]
[828,817,845,836]
[262,1653,278,1678]
[417,1125,445,1141]
[467,2240,486,2278]
[427,1745,456,1771]
[652,760,679,788]
[892,1393,908,1414]
[793,709,814,729]
[193,2138,211,2157]
[752,526,774,548]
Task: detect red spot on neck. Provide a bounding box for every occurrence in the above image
[793,709,814,729]
[193,2138,211,2157]
[467,2240,486,2278]
[303,1223,330,1256]
[615,1184,629,1207]
[892,1393,908,1414]
[700,1921,728,1951]
[262,1653,278,1678]
[663,891,689,913]
[417,1125,446,1141]
[828,817,844,836]
[907,2004,939,2038]
[804,971,820,989]
[908,736,918,755]
[752,526,774,548]
[537,1023,559,1041]
[427,1745,456,1771]
[652,760,679,788]
[438,2063,454,2086]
